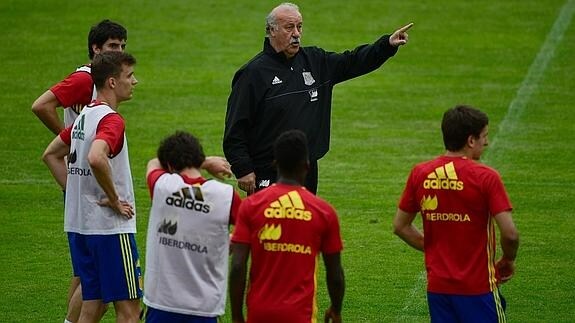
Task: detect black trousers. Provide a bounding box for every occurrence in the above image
[255,160,318,194]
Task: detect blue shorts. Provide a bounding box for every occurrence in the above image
[68,232,143,303]
[427,291,507,323]
[67,232,81,277]
[146,307,217,323]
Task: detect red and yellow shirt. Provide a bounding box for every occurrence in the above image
[399,156,512,295]
[232,183,343,322]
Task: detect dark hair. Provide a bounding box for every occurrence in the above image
[157,131,206,172]
[273,129,308,175]
[441,105,489,151]
[88,19,127,59]
[91,51,136,90]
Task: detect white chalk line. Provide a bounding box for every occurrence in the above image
[396,0,575,321]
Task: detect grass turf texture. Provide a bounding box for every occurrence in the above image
[1,0,574,321]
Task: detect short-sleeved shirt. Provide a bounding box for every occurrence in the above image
[399,156,512,295]
[232,183,343,322]
[50,65,95,126]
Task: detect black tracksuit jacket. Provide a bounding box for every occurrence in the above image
[223,35,399,180]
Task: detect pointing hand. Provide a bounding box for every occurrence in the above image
[389,22,414,47]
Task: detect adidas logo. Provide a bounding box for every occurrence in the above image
[165,186,210,213]
[264,190,312,221]
[258,223,282,242]
[71,103,83,115]
[423,162,464,191]
[71,115,85,140]
[158,219,177,235]
[272,76,282,85]
[420,195,438,211]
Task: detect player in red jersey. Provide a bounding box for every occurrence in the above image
[229,129,345,323]
[32,19,127,134]
[393,105,519,323]
[32,20,127,323]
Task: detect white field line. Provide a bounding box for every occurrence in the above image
[397,0,575,321]
[0,178,52,185]
[394,269,427,323]
[485,0,575,159]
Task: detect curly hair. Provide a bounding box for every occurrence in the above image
[157,131,206,172]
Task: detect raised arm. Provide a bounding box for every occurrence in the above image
[389,22,414,47]
[146,157,162,178]
[326,23,413,84]
[201,156,232,180]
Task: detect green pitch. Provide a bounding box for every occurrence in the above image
[1,0,574,321]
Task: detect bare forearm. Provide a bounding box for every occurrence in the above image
[394,225,424,251]
[201,156,232,179]
[89,155,119,202]
[35,109,64,135]
[229,265,247,322]
[42,136,70,190]
[326,268,345,314]
[393,209,423,251]
[495,211,519,261]
[32,92,63,135]
[43,155,67,189]
[500,235,519,261]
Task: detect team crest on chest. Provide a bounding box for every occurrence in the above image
[302,72,315,86]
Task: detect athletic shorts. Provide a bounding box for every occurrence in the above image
[146,307,217,323]
[427,291,507,323]
[67,232,81,277]
[68,232,143,303]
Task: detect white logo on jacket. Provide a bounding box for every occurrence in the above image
[309,89,318,102]
[302,72,315,86]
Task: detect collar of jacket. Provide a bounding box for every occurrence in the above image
[263,37,300,64]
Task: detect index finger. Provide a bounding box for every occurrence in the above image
[398,22,414,32]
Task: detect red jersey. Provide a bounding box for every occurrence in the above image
[50,65,94,127]
[399,156,512,295]
[232,183,343,323]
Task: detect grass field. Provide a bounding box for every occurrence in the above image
[1,0,574,322]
